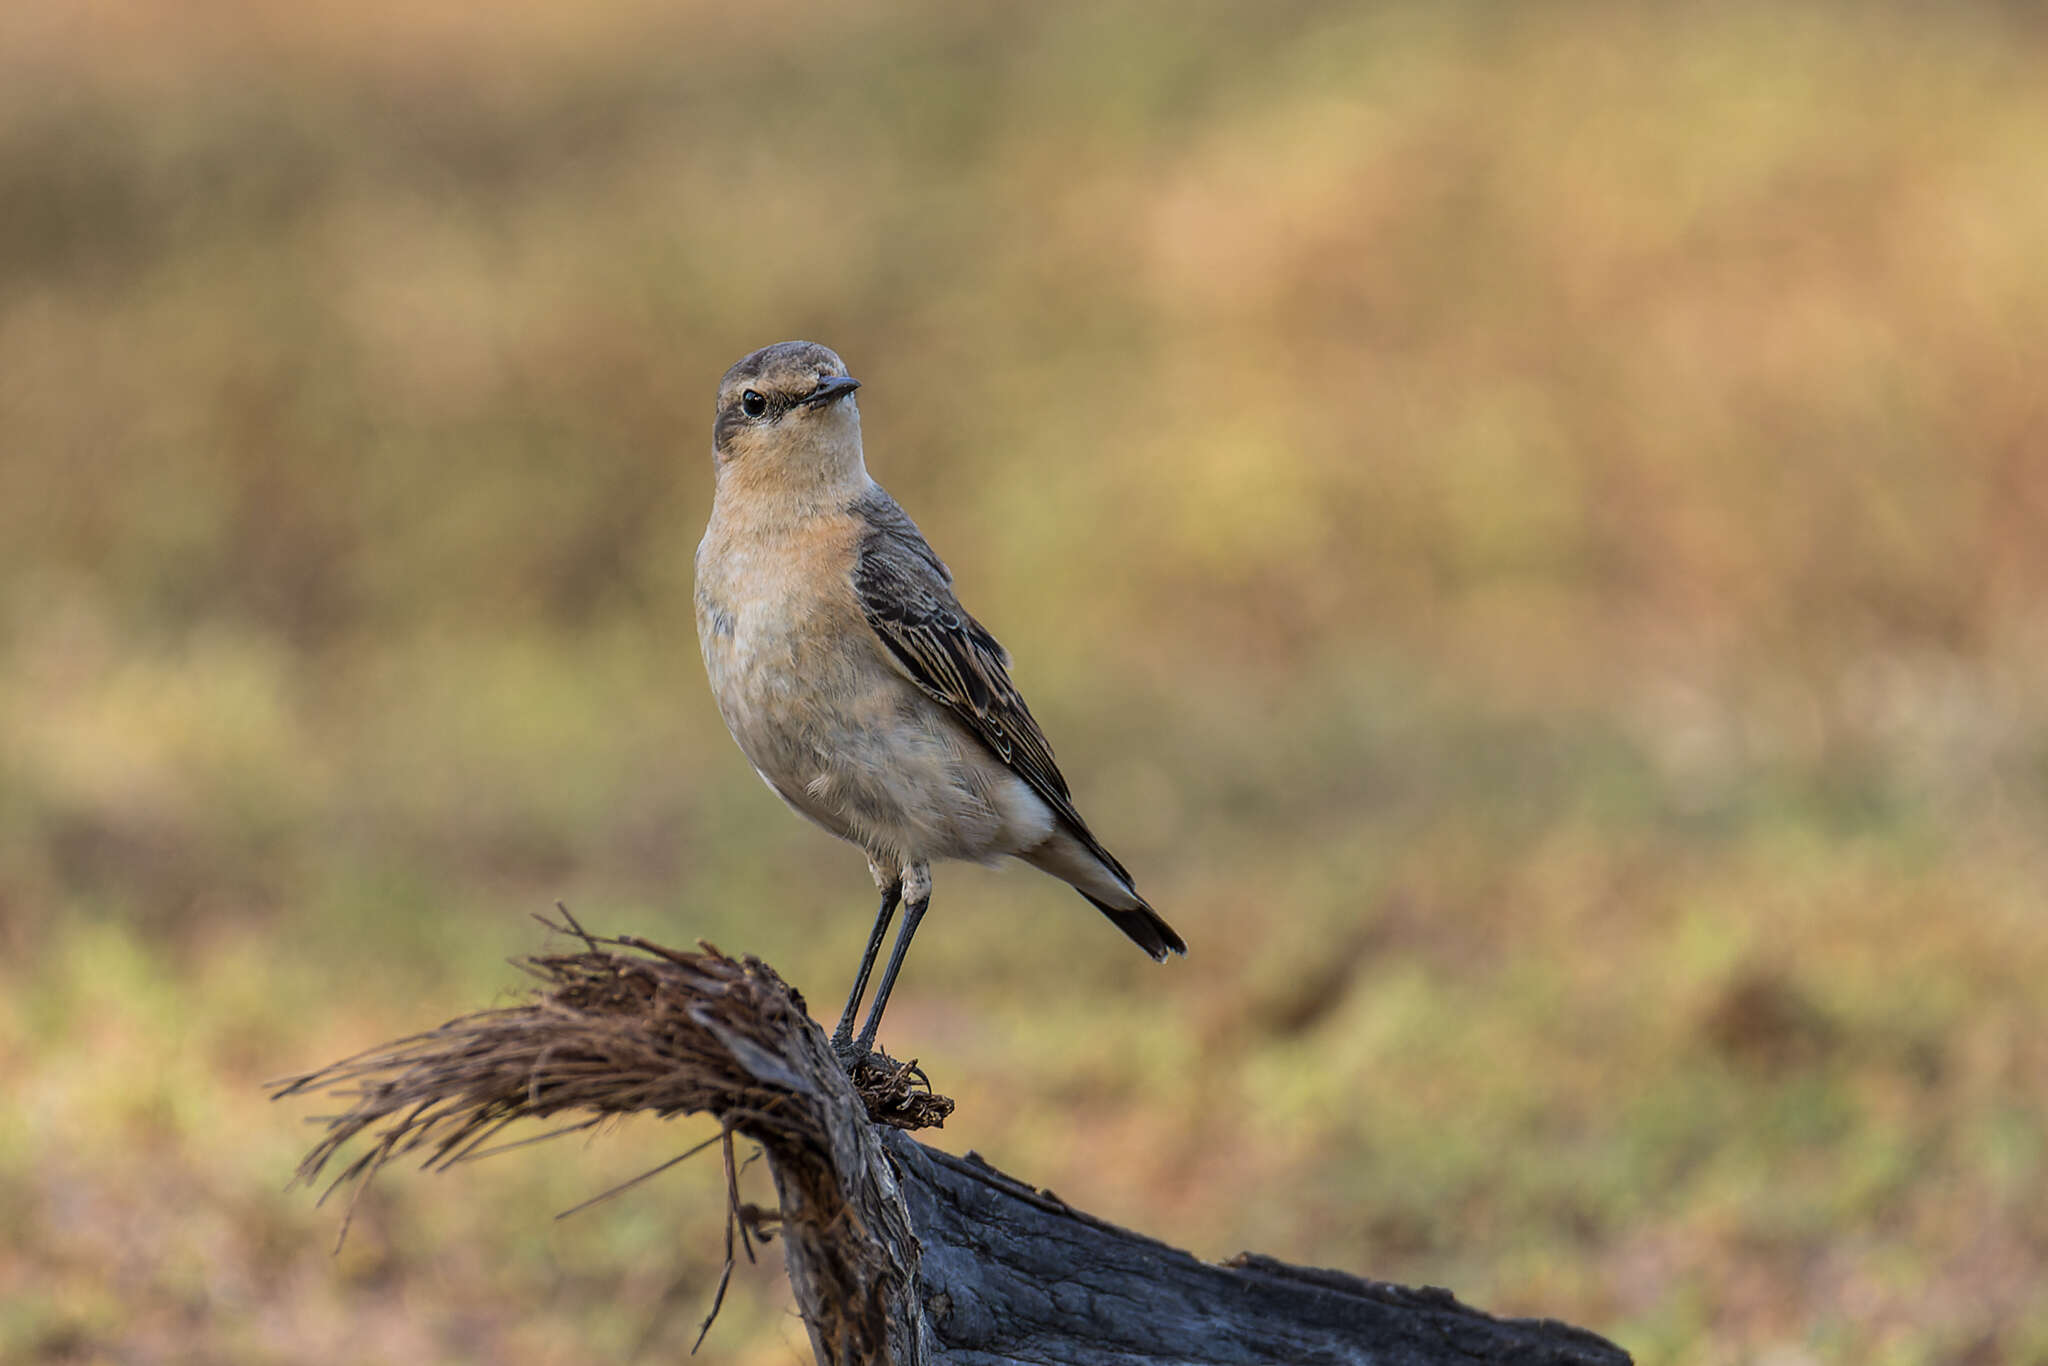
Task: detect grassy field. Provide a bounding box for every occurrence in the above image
[4,2,2047,1362]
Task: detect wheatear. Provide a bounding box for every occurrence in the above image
[693,341,1185,1062]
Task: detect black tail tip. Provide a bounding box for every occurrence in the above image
[1086,896,1187,961]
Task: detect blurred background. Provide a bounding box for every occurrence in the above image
[4,1,2046,1362]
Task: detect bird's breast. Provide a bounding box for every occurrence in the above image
[695,511,877,767]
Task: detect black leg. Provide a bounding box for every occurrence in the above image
[831,879,901,1050]
[851,887,929,1059]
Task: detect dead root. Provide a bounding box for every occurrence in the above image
[270,910,952,1247]
[849,1051,956,1131]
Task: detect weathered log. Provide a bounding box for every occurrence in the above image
[273,920,1630,1365]
[884,1138,1624,1365]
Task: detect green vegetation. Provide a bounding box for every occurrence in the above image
[4,2,2046,1361]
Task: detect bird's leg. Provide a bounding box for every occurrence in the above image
[850,861,931,1062]
[831,863,902,1057]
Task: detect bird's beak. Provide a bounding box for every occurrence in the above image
[799,374,862,407]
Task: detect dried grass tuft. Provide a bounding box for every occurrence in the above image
[270,910,953,1248]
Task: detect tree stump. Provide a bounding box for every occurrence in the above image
[273,921,1630,1365]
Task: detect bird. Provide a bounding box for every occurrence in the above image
[692,340,1185,1064]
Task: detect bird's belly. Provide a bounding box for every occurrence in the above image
[702,613,1050,865]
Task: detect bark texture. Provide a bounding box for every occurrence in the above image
[889,1136,1625,1364]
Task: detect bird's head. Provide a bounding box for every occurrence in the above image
[711,342,865,495]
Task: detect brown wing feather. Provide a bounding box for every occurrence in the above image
[849,486,1135,889]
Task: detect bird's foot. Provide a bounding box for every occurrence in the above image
[829,1031,868,1070]
[832,1035,902,1078]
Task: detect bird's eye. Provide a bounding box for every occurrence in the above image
[741,389,767,418]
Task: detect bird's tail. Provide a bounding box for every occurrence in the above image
[1080,891,1187,962]
[1022,826,1188,961]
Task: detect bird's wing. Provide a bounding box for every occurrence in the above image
[849,485,1134,887]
